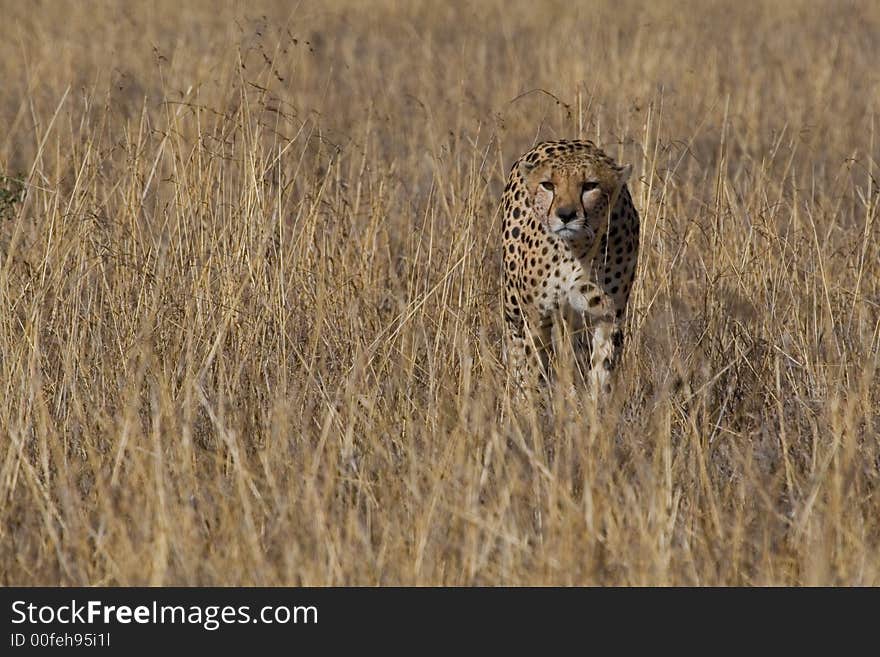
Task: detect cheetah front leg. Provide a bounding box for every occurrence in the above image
[504,316,552,395]
[503,318,529,392]
[567,282,623,399]
[588,320,624,398]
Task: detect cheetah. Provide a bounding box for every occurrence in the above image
[500,139,639,398]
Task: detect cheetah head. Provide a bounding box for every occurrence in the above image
[519,156,632,242]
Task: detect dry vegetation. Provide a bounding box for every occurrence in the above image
[1,0,879,586]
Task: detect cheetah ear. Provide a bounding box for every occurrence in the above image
[618,164,633,186]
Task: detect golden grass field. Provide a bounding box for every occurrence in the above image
[1,0,878,586]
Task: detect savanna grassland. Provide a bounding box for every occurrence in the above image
[1,0,878,586]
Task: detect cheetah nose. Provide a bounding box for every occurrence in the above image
[556,206,578,223]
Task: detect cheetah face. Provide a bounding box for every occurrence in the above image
[519,160,632,242]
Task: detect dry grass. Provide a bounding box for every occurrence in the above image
[1,0,878,586]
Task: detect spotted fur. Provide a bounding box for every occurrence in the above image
[501,139,640,397]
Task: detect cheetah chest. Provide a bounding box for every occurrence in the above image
[541,257,611,320]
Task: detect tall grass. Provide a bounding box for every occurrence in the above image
[0,0,878,585]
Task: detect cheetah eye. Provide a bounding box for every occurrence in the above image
[582,181,600,192]
[539,181,555,192]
